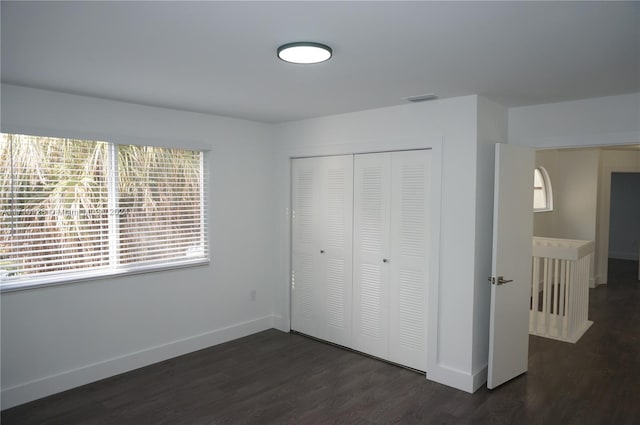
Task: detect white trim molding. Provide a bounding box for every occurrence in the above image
[1,315,279,409]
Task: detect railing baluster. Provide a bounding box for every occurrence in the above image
[551,258,556,334]
[544,257,551,334]
[541,257,550,335]
[559,259,566,338]
[567,260,575,338]
[531,256,540,333]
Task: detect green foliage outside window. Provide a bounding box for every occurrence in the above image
[0,133,205,282]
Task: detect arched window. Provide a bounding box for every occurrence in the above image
[533,167,553,212]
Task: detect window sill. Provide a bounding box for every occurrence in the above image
[0,258,211,294]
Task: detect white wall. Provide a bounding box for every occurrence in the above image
[509,93,640,149]
[0,84,279,408]
[609,173,640,260]
[534,149,599,241]
[274,95,493,392]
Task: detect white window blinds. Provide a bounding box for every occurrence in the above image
[117,144,206,265]
[0,133,208,290]
[1,136,110,276]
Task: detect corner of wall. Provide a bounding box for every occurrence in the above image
[470,97,507,379]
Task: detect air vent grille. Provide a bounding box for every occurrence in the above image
[405,93,439,103]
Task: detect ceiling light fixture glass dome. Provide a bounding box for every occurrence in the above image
[277,42,332,64]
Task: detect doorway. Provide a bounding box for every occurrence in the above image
[608,172,640,281]
[533,146,640,286]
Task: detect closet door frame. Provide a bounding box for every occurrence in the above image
[285,139,443,377]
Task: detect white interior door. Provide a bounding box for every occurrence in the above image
[352,152,391,359]
[487,143,534,389]
[388,150,430,371]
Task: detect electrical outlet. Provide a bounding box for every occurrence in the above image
[250,289,256,302]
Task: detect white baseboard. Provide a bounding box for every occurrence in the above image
[426,362,486,393]
[1,315,278,410]
[471,365,488,391]
[270,314,289,332]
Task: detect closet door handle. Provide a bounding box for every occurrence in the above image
[382,258,389,263]
[320,250,325,254]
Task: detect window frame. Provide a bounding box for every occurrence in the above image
[0,134,210,293]
[533,166,553,213]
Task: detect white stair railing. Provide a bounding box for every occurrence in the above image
[530,237,594,343]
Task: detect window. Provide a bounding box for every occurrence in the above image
[0,133,208,291]
[533,166,553,212]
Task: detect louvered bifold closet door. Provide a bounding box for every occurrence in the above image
[321,156,354,347]
[291,158,324,338]
[388,150,430,371]
[291,156,353,346]
[352,153,392,359]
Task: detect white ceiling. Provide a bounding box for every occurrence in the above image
[2,1,639,123]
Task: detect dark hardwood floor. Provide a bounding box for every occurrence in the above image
[3,259,639,425]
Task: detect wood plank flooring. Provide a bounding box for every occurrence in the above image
[3,259,639,425]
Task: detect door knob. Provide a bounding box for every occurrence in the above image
[497,276,513,285]
[382,258,389,263]
[320,250,325,254]
[488,276,513,285]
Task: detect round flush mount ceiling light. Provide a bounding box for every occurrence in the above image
[277,42,332,64]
